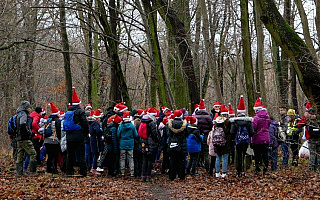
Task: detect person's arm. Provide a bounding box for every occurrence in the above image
[79,111,89,135]
[252,117,258,133]
[19,112,29,134]
[32,115,40,132]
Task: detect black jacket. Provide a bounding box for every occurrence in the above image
[15,107,33,141]
[167,119,188,154]
[139,115,159,154]
[195,110,214,135]
[66,105,89,142]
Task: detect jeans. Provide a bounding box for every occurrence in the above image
[215,153,229,173]
[269,147,278,171]
[45,143,59,173]
[187,152,199,174]
[91,152,99,169]
[281,142,289,165]
[252,144,269,172]
[66,141,87,176]
[85,143,92,169]
[236,143,248,174]
[40,143,47,162]
[309,141,320,171]
[142,153,153,177]
[120,149,134,174]
[169,151,185,180]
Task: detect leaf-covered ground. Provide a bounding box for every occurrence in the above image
[1,154,319,199]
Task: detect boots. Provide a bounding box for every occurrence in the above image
[16,163,23,176]
[29,161,37,175]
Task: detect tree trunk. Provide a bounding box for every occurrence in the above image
[59,0,72,104]
[291,66,298,111]
[240,0,255,116]
[272,39,282,107]
[153,0,200,111]
[315,0,320,46]
[194,0,201,90]
[256,0,320,112]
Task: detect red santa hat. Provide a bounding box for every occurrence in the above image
[220,104,228,115]
[114,103,128,113]
[162,117,169,125]
[156,109,160,118]
[59,110,65,117]
[72,87,81,105]
[228,103,235,117]
[199,99,206,110]
[89,110,94,117]
[93,109,102,118]
[213,101,221,108]
[174,110,183,119]
[166,109,172,117]
[185,116,197,125]
[161,106,169,113]
[85,104,92,111]
[253,97,262,110]
[213,113,219,122]
[147,107,157,116]
[170,114,176,120]
[48,102,59,115]
[306,101,312,110]
[194,104,199,112]
[237,95,246,113]
[122,111,131,121]
[137,109,144,117]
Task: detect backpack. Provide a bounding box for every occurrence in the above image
[63,110,82,132]
[235,126,250,145]
[168,134,181,152]
[7,115,17,136]
[44,118,54,138]
[308,120,320,139]
[211,127,226,146]
[138,122,148,139]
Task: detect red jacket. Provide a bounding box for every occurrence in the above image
[30,111,42,140]
[297,116,309,139]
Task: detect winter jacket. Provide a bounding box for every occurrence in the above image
[307,117,320,142]
[89,120,103,153]
[252,110,271,145]
[214,121,233,155]
[139,115,159,154]
[186,125,203,153]
[195,110,214,135]
[66,105,89,142]
[133,117,142,152]
[30,111,42,140]
[207,132,217,156]
[230,117,254,143]
[106,122,119,153]
[297,116,310,139]
[60,119,67,152]
[15,107,33,141]
[167,119,188,155]
[117,121,138,150]
[269,120,280,149]
[44,114,62,145]
[210,109,221,120]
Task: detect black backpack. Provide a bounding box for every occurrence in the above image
[309,120,320,139]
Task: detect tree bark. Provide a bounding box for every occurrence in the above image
[315,0,320,46]
[256,0,320,112]
[240,0,255,116]
[59,0,72,104]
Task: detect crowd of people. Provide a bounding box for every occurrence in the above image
[7,88,320,181]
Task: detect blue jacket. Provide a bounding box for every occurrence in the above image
[117,121,138,150]
[186,125,203,153]
[269,120,280,149]
[89,121,103,153]
[106,122,119,153]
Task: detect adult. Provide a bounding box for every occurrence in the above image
[30,106,44,165]
[66,88,89,177]
[15,101,37,176]
[286,109,300,166]
[279,106,290,166]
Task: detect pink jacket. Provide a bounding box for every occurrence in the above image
[207,131,217,156]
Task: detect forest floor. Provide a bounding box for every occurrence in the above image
[1,152,320,200]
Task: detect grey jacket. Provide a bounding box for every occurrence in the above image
[15,107,33,141]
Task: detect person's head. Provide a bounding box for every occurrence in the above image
[35,107,42,114]
[21,100,32,112]
[279,106,287,115]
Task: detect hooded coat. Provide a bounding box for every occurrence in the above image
[117,121,138,150]
[186,125,203,153]
[269,120,280,149]
[252,110,271,145]
[167,119,188,154]
[66,105,89,142]
[230,117,254,142]
[195,110,214,135]
[15,107,33,141]
[30,111,42,140]
[139,115,159,154]
[106,122,119,153]
[89,120,103,153]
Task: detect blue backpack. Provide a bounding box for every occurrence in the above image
[44,118,54,137]
[235,126,250,145]
[7,115,17,136]
[63,110,82,132]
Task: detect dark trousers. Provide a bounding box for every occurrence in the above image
[45,143,59,174]
[209,156,216,175]
[187,152,199,174]
[106,150,116,176]
[236,143,248,174]
[32,138,43,165]
[252,144,269,172]
[162,147,169,174]
[169,151,185,180]
[61,151,67,173]
[142,153,154,177]
[288,135,299,164]
[66,141,87,176]
[134,151,143,177]
[10,136,18,162]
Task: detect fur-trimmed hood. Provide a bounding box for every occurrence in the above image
[229,117,252,122]
[168,119,187,134]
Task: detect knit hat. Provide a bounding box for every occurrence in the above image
[72,87,81,105]
[287,109,296,116]
[213,101,221,108]
[21,101,31,110]
[253,97,262,110]
[174,110,183,119]
[35,107,42,114]
[122,111,131,121]
[48,102,59,115]
[237,95,246,113]
[93,109,102,118]
[85,104,92,111]
[228,103,235,117]
[199,99,206,110]
[220,104,228,115]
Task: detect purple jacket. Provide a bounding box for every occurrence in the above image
[195,110,213,134]
[252,110,271,145]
